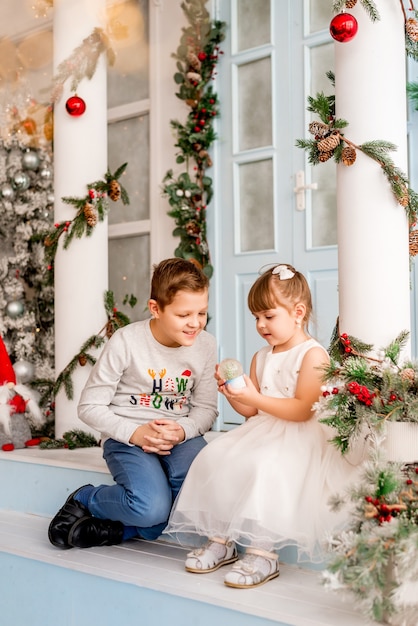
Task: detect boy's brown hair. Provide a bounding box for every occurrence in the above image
[150,258,209,309]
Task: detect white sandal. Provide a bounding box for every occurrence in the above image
[224,547,279,588]
[185,538,238,573]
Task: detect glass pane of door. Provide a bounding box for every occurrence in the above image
[236,0,271,51]
[309,0,331,33]
[107,0,149,108]
[308,42,336,248]
[237,56,272,151]
[108,114,150,224]
[109,234,150,321]
[238,159,274,252]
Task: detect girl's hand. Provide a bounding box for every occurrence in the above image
[220,374,258,406]
[214,363,226,391]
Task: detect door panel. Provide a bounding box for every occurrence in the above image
[213,0,337,428]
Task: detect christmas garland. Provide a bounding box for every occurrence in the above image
[162,0,226,278]
[324,457,418,623]
[52,290,136,400]
[315,329,418,454]
[42,163,129,277]
[51,27,115,104]
[39,428,99,449]
[296,72,418,257]
[41,166,131,403]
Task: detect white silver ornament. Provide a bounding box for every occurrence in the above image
[22,150,40,171]
[13,359,35,384]
[39,166,52,181]
[12,171,31,191]
[0,183,15,200]
[6,300,25,318]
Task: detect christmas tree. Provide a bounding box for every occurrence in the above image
[0,137,55,434]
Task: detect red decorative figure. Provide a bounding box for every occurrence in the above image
[330,13,358,43]
[65,95,86,116]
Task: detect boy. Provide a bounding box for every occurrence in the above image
[48,257,218,549]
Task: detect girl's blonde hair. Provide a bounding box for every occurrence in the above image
[247,264,313,328]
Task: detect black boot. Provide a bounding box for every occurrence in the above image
[48,485,93,549]
[68,516,125,548]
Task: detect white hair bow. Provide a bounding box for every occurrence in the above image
[272,265,295,280]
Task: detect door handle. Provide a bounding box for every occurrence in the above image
[293,170,318,211]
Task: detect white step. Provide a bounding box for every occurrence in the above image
[0,448,375,626]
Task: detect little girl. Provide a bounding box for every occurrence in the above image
[164,263,357,589]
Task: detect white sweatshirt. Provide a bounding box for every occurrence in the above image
[78,319,219,445]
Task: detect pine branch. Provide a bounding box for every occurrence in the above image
[316,331,418,455]
[297,76,418,240]
[384,330,410,364]
[40,428,99,449]
[43,165,130,269]
[51,28,115,103]
[332,0,380,21]
[323,460,418,622]
[359,0,380,22]
[407,81,418,110]
[306,92,335,123]
[405,10,418,61]
[53,290,135,400]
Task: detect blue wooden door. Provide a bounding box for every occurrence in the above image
[211,0,339,428]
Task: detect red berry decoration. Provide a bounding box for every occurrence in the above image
[65,95,86,116]
[330,12,358,43]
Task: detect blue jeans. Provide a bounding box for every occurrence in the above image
[85,436,206,540]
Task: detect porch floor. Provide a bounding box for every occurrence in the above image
[0,447,375,626]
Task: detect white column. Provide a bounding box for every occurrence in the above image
[336,1,411,351]
[53,0,108,437]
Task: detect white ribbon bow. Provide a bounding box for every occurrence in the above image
[272,265,295,280]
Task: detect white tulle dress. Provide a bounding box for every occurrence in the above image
[164,339,361,562]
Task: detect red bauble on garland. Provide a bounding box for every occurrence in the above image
[65,95,86,116]
[330,12,358,43]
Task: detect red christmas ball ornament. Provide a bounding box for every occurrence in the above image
[330,12,358,43]
[65,95,86,116]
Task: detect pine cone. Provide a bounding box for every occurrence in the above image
[185,221,200,236]
[409,230,418,256]
[308,121,330,138]
[364,502,378,519]
[400,367,415,382]
[108,179,121,202]
[78,354,87,366]
[345,0,357,8]
[406,18,418,42]
[341,146,357,166]
[317,133,340,153]
[398,189,409,207]
[198,149,213,167]
[44,234,54,247]
[318,150,334,162]
[83,202,98,227]
[186,50,201,71]
[186,71,202,84]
